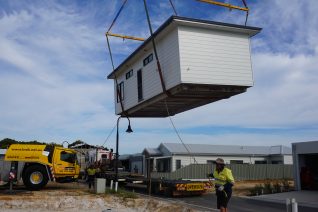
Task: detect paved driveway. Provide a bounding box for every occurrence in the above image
[163,193,318,212]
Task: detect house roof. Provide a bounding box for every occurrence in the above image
[143,147,162,156]
[161,143,292,156]
[107,16,262,79]
[119,153,143,160]
[70,142,97,149]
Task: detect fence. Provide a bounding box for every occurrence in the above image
[151,164,293,180]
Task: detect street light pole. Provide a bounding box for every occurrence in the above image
[115,116,133,192]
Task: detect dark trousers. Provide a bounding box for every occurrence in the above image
[88,175,95,189]
[216,189,232,209]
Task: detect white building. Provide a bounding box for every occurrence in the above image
[140,143,292,174]
[292,141,318,191]
[107,16,261,117]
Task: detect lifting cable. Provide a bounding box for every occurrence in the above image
[106,0,145,42]
[106,34,127,117]
[106,0,128,33]
[101,122,117,147]
[169,0,178,16]
[164,101,198,164]
[143,0,198,164]
[143,0,168,95]
[241,0,249,26]
[106,0,131,117]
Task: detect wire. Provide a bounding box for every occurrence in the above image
[169,0,178,16]
[143,0,167,94]
[164,100,198,164]
[101,123,117,147]
[107,0,128,33]
[105,3,129,117]
[242,0,249,26]
[106,35,115,71]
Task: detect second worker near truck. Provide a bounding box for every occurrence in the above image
[86,165,96,189]
[208,158,235,212]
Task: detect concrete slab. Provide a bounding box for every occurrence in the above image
[248,190,318,209]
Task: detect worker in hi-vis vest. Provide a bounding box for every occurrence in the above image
[86,165,96,189]
[208,158,235,212]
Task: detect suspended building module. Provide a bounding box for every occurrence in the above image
[107,16,261,117]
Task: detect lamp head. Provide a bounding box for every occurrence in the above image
[126,124,133,133]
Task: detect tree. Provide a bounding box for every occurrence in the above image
[0,138,18,148]
[68,140,85,148]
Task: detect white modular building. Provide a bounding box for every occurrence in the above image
[142,143,292,173]
[107,16,261,117]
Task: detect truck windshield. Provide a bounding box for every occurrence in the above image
[60,151,76,164]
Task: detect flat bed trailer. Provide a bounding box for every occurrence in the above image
[124,176,212,197]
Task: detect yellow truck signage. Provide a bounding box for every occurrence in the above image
[5,144,49,163]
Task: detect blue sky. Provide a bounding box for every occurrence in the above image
[0,0,318,154]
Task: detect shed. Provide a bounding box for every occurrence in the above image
[292,141,318,191]
[107,16,261,117]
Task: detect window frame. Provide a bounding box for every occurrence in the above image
[117,81,124,103]
[137,69,143,101]
[60,151,76,163]
[207,160,215,164]
[143,53,153,66]
[126,69,133,80]
[230,160,243,164]
[176,159,181,170]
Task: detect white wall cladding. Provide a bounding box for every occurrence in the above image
[178,25,253,86]
[283,155,293,165]
[171,155,268,172]
[115,28,181,114]
[131,161,143,174]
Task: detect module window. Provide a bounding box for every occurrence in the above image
[143,53,153,66]
[117,81,124,103]
[126,69,133,79]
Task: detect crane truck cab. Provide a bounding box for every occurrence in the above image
[0,144,80,190]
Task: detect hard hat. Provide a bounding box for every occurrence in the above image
[215,158,225,165]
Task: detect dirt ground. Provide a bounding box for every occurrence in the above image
[0,182,196,212]
[0,180,294,211]
[232,180,294,196]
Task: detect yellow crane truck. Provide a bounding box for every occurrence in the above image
[0,144,80,190]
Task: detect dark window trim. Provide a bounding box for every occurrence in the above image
[137,69,143,101]
[117,81,124,103]
[126,69,133,79]
[176,159,181,170]
[143,53,153,66]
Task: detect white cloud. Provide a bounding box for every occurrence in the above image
[0,0,317,154]
[0,1,116,143]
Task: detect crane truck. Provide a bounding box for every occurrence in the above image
[0,144,80,190]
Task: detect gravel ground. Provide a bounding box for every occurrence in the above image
[0,182,196,212]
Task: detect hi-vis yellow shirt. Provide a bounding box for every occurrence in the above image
[213,167,235,186]
[87,168,96,176]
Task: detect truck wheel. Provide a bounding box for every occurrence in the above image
[22,165,49,190]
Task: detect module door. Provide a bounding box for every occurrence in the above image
[53,148,76,176]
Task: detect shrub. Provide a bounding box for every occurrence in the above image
[249,184,264,196]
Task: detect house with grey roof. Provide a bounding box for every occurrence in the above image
[140,143,292,173]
